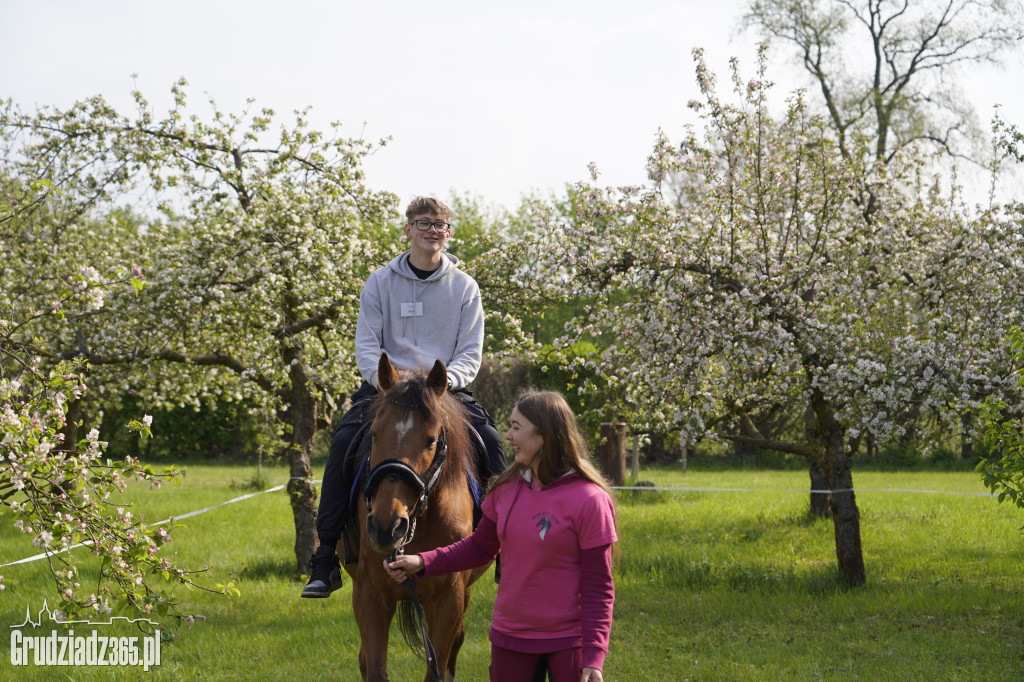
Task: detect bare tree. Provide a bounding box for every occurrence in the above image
[744,0,1023,164]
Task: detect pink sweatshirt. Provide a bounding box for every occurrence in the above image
[419,472,616,670]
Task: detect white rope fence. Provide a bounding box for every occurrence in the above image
[613,485,993,496]
[0,478,307,569]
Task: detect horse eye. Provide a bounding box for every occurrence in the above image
[426,436,437,448]
[370,433,378,443]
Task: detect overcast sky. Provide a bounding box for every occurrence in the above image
[4,0,1022,212]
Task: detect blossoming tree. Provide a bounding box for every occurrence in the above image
[2,82,398,570]
[0,181,219,621]
[499,48,1023,585]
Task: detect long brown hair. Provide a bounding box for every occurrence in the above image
[488,390,614,497]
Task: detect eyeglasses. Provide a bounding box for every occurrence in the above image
[410,219,451,232]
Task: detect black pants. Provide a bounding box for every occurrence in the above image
[314,382,507,546]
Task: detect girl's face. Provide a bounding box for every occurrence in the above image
[505,407,544,473]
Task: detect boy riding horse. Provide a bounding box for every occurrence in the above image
[302,196,507,598]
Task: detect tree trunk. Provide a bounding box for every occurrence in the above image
[286,443,317,573]
[804,404,829,517]
[960,411,974,459]
[733,434,759,462]
[59,398,82,454]
[810,393,865,587]
[897,402,921,450]
[865,432,877,462]
[808,459,830,517]
[282,341,318,573]
[630,433,640,481]
[598,422,627,486]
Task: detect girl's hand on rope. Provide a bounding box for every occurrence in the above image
[384,554,424,582]
[580,667,603,682]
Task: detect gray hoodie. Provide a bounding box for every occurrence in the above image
[355,250,484,390]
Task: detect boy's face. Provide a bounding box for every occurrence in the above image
[404,212,451,254]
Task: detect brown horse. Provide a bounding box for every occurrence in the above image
[344,352,488,681]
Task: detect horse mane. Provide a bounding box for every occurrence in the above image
[372,374,477,492]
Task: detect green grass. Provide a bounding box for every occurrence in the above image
[2,464,1022,680]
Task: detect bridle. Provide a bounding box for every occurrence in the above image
[362,427,449,554]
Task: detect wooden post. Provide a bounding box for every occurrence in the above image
[599,422,627,486]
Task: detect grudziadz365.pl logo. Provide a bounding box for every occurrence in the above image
[9,600,161,671]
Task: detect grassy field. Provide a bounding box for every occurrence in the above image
[1,463,1022,680]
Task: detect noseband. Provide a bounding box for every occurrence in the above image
[362,429,449,523]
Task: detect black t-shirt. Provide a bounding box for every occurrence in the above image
[407,255,439,280]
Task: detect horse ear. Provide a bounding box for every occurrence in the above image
[426,359,448,396]
[378,353,399,390]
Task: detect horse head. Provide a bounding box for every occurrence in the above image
[363,352,452,555]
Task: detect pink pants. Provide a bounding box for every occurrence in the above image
[489,644,582,682]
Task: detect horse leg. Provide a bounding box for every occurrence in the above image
[447,625,465,682]
[423,582,467,682]
[354,584,396,681]
[446,578,473,680]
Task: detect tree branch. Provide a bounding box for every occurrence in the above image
[721,433,822,458]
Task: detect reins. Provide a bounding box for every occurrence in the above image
[385,546,443,682]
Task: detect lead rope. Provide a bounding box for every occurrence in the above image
[386,519,442,682]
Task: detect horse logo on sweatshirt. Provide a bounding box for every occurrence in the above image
[535,517,552,540]
[531,511,559,540]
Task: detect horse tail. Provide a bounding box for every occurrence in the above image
[395,600,426,657]
[396,593,446,681]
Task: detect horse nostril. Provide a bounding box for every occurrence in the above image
[390,517,408,542]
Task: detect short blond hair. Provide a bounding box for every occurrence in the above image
[405,196,453,224]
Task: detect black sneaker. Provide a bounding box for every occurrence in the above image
[301,551,343,598]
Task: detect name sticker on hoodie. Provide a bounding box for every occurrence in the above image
[401,302,424,318]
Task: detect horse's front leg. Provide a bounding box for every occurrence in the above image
[424,576,468,682]
[354,583,397,681]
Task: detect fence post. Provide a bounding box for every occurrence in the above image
[599,422,627,486]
